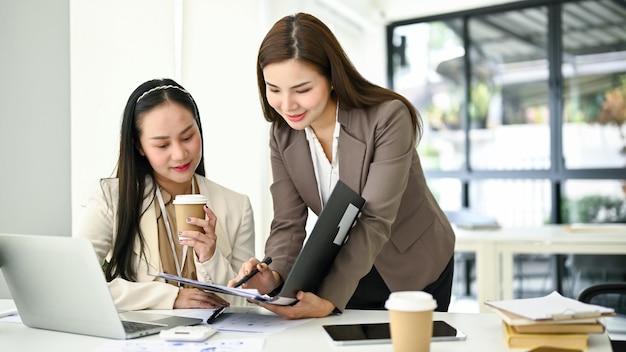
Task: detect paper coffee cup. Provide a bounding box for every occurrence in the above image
[173,194,208,233]
[385,291,437,352]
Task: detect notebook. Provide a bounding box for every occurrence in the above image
[158,179,366,305]
[0,233,202,339]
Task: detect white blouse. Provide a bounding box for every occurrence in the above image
[304,120,340,207]
[303,112,340,242]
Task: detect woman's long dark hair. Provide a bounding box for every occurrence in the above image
[105,78,205,282]
[256,12,422,142]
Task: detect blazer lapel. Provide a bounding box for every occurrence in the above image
[338,110,366,193]
[284,132,322,214]
[138,178,162,275]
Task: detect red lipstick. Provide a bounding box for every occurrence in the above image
[173,163,191,172]
[286,113,305,122]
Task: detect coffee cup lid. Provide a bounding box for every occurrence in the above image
[173,194,208,205]
[385,291,437,312]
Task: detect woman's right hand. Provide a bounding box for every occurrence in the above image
[173,287,229,309]
[228,257,282,294]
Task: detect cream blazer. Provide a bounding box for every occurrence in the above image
[76,175,255,310]
[265,100,456,311]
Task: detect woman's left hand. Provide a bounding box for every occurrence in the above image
[259,291,335,319]
[179,205,217,262]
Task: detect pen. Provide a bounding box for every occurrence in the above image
[0,308,18,319]
[206,306,226,324]
[233,256,272,288]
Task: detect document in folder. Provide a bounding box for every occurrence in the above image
[159,180,366,306]
[485,291,615,321]
[156,273,270,301]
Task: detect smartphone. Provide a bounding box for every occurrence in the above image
[322,320,467,346]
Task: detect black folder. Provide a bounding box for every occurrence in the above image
[270,180,366,304]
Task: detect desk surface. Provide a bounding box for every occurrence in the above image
[455,224,626,245]
[0,299,612,351]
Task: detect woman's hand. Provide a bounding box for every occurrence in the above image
[228,257,281,294]
[259,291,335,319]
[179,205,217,263]
[173,287,230,309]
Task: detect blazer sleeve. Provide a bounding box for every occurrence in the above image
[74,179,116,265]
[74,179,178,310]
[193,182,256,306]
[264,125,310,282]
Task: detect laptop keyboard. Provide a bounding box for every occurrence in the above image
[122,320,164,333]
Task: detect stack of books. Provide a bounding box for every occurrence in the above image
[485,291,615,350]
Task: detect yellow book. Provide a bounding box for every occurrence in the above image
[563,223,626,232]
[512,321,605,334]
[503,322,589,350]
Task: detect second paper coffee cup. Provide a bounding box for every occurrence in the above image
[385,291,437,352]
[173,194,208,233]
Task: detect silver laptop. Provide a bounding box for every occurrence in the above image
[0,233,202,339]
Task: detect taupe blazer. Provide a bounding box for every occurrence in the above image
[265,100,455,311]
[76,175,255,310]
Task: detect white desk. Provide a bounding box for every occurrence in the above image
[454,225,626,310]
[0,299,613,351]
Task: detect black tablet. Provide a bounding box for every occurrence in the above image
[323,320,466,346]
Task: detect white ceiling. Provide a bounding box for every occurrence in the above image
[316,0,521,24]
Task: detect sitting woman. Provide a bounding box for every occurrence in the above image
[76,78,255,310]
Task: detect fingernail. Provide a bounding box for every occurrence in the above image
[178,231,182,236]
[204,204,209,209]
[178,238,182,244]
[186,217,191,223]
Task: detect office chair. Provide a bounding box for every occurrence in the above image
[578,282,626,351]
[578,282,626,314]
[567,255,626,298]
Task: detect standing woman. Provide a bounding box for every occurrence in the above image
[231,13,455,319]
[77,78,255,311]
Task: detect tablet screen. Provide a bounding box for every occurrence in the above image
[322,320,466,345]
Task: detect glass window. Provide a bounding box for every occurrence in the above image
[469,179,552,226]
[468,8,551,171]
[391,20,466,171]
[562,180,626,223]
[388,0,625,226]
[427,178,463,211]
[562,0,626,169]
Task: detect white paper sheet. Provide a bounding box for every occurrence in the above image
[210,310,311,334]
[150,307,312,335]
[96,337,264,352]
